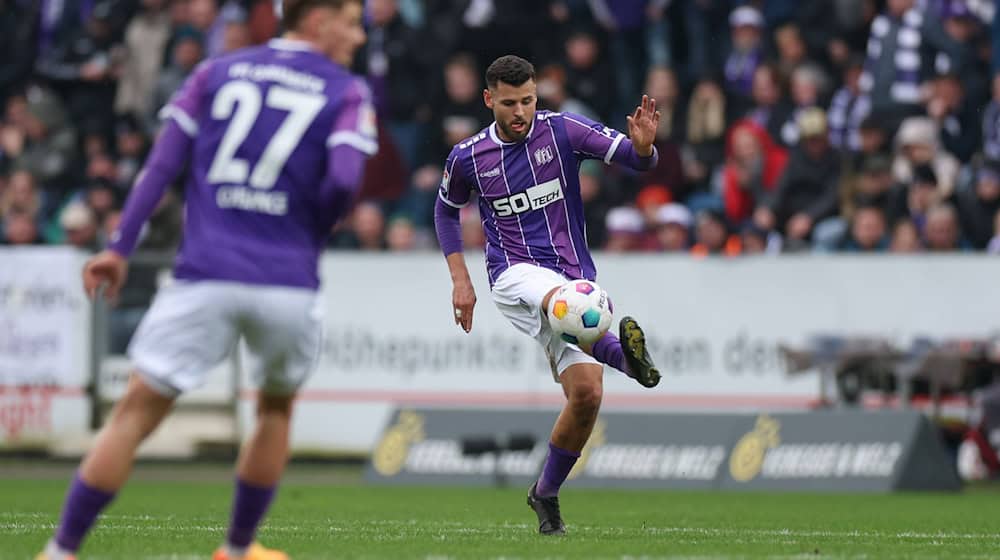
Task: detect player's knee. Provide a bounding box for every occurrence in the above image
[111,374,175,439]
[567,380,603,413]
[257,392,294,417]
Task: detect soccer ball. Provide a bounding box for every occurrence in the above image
[546,280,613,346]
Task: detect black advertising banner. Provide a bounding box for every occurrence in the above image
[365,409,961,492]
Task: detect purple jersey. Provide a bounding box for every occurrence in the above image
[126,39,377,289]
[438,110,655,286]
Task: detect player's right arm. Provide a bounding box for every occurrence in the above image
[321,79,379,224]
[84,61,212,301]
[434,146,475,333]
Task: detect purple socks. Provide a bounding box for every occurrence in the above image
[535,442,581,497]
[54,473,116,552]
[226,478,277,551]
[592,332,630,375]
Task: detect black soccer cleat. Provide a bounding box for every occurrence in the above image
[527,483,566,536]
[620,316,660,388]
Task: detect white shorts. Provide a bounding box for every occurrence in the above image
[128,280,323,397]
[491,263,600,382]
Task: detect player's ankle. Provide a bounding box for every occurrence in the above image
[45,539,77,560]
[225,543,249,559]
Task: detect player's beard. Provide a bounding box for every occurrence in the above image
[500,118,529,142]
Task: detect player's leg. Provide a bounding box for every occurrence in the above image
[39,281,238,560]
[214,393,294,560]
[542,286,661,388]
[212,285,321,560]
[527,359,605,536]
[40,375,174,560]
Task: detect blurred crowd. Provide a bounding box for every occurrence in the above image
[3,0,1000,256]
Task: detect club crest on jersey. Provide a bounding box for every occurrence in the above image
[534,145,554,166]
[440,169,451,192]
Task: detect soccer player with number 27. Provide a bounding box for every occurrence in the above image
[38,1,373,559]
[434,55,663,536]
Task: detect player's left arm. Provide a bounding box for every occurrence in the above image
[563,97,660,171]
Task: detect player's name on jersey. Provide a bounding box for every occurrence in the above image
[228,62,325,94]
[216,185,288,216]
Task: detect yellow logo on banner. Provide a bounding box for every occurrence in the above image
[729,414,781,482]
[372,410,425,476]
[568,418,606,480]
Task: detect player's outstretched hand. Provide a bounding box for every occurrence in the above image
[626,94,661,157]
[452,280,476,333]
[82,250,129,303]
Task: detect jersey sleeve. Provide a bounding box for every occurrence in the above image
[326,79,379,156]
[561,112,627,164]
[438,145,473,209]
[157,60,213,137]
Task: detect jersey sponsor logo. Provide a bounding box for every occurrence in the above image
[479,167,500,178]
[459,132,487,149]
[533,145,554,166]
[491,178,563,217]
[599,126,618,140]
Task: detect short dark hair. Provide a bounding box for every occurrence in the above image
[282,0,359,31]
[485,55,535,89]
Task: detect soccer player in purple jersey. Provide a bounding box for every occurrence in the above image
[36,2,372,559]
[434,55,662,535]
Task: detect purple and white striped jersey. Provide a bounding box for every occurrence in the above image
[439,110,656,286]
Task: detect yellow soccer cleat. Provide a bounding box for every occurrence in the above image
[213,543,289,560]
[34,553,77,560]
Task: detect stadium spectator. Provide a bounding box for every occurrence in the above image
[562,27,615,123]
[0,170,42,219]
[839,205,889,252]
[638,67,685,200]
[0,0,38,108]
[840,154,895,223]
[1,86,77,191]
[858,0,960,123]
[889,217,924,252]
[2,210,41,245]
[683,76,728,194]
[363,0,434,169]
[924,203,969,251]
[926,70,979,163]
[34,1,124,141]
[745,63,792,145]
[691,209,740,257]
[955,162,1000,249]
[764,108,840,250]
[59,202,100,251]
[589,0,672,121]
[149,29,204,131]
[723,6,765,106]
[985,73,1000,161]
[778,63,830,147]
[653,203,692,253]
[773,23,809,82]
[988,210,1000,254]
[722,119,788,225]
[536,63,599,119]
[115,0,171,118]
[603,206,645,253]
[828,56,867,152]
[892,116,960,199]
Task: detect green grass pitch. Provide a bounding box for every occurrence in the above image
[2,466,1000,559]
